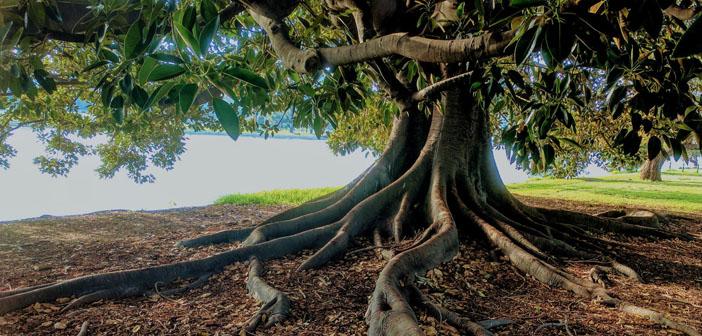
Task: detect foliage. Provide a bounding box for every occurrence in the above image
[1,0,702,182]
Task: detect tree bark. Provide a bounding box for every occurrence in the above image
[640,153,666,181]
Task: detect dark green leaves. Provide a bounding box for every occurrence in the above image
[621,130,642,156]
[627,0,663,38]
[178,84,198,114]
[137,57,186,83]
[607,86,627,119]
[212,98,240,141]
[543,21,575,66]
[33,69,56,93]
[173,20,200,56]
[123,21,143,59]
[514,26,542,66]
[222,66,269,90]
[83,60,109,73]
[647,136,661,160]
[672,14,702,58]
[199,16,219,56]
[110,96,125,124]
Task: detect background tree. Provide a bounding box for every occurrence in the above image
[2,1,702,335]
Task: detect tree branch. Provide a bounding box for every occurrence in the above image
[247,9,320,73]
[318,31,514,66]
[412,71,473,102]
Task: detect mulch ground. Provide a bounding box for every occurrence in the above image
[0,197,700,335]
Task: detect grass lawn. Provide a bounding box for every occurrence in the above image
[508,170,702,213]
[215,170,701,214]
[215,187,340,206]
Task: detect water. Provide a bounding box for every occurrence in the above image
[0,128,594,222]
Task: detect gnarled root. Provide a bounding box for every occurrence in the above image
[408,285,494,336]
[245,257,290,332]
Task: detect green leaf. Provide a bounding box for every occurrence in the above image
[173,21,200,56]
[514,26,542,66]
[145,82,177,109]
[542,144,555,168]
[99,48,120,63]
[647,136,661,160]
[33,69,56,93]
[670,137,683,161]
[137,56,158,84]
[110,95,125,124]
[672,14,702,58]
[544,21,575,65]
[456,3,465,18]
[222,66,269,89]
[151,53,184,64]
[200,0,218,22]
[131,85,149,110]
[83,60,109,73]
[178,83,198,114]
[212,98,240,140]
[199,16,219,56]
[120,74,133,94]
[621,130,642,156]
[147,63,186,82]
[123,21,143,59]
[313,115,324,139]
[607,86,627,111]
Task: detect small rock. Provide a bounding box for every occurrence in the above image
[53,321,67,330]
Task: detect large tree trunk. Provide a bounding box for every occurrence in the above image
[0,83,697,335]
[640,153,666,181]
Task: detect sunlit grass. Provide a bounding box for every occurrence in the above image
[215,187,340,206]
[508,170,702,213]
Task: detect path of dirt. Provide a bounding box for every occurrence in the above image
[0,198,700,335]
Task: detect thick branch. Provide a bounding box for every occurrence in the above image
[320,30,513,66]
[411,71,473,102]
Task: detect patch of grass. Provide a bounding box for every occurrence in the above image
[215,187,340,206]
[508,170,702,213]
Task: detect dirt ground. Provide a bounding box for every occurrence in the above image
[0,197,700,335]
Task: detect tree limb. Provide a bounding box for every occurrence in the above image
[412,71,473,102]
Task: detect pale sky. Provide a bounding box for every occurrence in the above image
[0,128,555,221]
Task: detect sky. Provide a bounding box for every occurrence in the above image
[0,128,580,222]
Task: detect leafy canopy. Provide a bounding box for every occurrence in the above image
[0,0,701,181]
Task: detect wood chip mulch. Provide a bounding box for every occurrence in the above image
[0,197,700,335]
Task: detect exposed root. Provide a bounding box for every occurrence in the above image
[408,285,493,336]
[177,227,254,248]
[0,220,341,314]
[60,288,139,312]
[467,200,700,336]
[588,261,642,288]
[366,175,459,336]
[299,148,431,271]
[245,257,290,332]
[0,283,53,298]
[537,207,678,239]
[153,273,212,299]
[76,321,89,336]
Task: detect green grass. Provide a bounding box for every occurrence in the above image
[215,170,701,214]
[215,187,341,206]
[508,170,702,213]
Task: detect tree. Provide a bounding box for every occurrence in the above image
[2,1,702,335]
